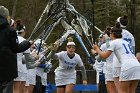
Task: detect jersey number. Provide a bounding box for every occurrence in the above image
[123,38,131,45]
[122,43,134,54]
[67,66,72,70]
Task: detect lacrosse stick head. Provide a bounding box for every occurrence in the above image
[34,39,45,52]
[34,39,41,48]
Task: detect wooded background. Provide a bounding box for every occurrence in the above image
[0,0,140,70]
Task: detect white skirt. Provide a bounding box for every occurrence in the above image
[25,74,36,86]
[55,70,76,86]
[41,77,47,86]
[55,78,76,86]
[105,73,114,81]
[120,66,140,81]
[113,67,121,78]
[25,69,36,86]
[105,65,114,81]
[14,72,27,81]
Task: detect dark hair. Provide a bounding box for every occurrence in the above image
[111,22,122,38]
[15,19,25,30]
[104,27,111,37]
[15,19,26,34]
[120,15,128,26]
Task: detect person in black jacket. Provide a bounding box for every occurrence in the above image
[0,6,32,93]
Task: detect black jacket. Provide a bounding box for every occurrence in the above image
[0,15,31,81]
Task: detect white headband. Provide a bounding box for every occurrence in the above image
[10,19,14,26]
[67,42,75,46]
[116,17,126,28]
[16,29,25,33]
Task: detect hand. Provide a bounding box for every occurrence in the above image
[93,44,99,51]
[29,40,34,45]
[83,80,87,85]
[104,34,109,39]
[91,49,96,55]
[31,51,39,60]
[53,42,59,49]
[95,55,102,62]
[48,43,59,51]
[34,61,41,66]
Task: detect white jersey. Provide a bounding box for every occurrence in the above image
[34,53,48,85]
[100,43,114,74]
[108,39,140,71]
[36,67,47,79]
[113,29,135,67]
[36,54,47,79]
[113,55,120,67]
[122,29,135,47]
[93,60,104,73]
[54,51,84,79]
[17,36,30,73]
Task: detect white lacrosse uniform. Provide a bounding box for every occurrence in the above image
[26,68,36,86]
[14,36,30,81]
[100,43,114,81]
[36,67,47,86]
[36,54,48,86]
[122,29,135,47]
[24,49,36,86]
[113,29,135,77]
[108,39,140,81]
[54,51,84,86]
[93,60,104,84]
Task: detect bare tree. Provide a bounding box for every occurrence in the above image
[11,0,18,18]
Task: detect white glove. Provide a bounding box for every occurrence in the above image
[44,61,52,73]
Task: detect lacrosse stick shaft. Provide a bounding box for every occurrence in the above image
[75,32,91,57]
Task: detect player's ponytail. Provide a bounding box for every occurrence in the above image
[116,15,128,28]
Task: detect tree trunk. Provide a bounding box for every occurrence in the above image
[11,0,18,19]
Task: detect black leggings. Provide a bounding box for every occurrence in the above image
[32,76,46,93]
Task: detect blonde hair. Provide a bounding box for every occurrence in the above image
[67,36,73,42]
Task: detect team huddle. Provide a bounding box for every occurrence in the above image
[92,15,140,93]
